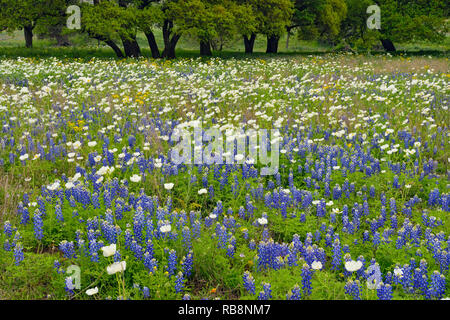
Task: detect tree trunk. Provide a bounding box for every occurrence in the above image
[243,33,256,54]
[24,25,33,48]
[122,36,141,58]
[117,0,141,58]
[266,35,279,54]
[145,31,160,58]
[105,40,125,58]
[380,39,396,52]
[161,34,180,59]
[162,19,181,59]
[200,40,212,56]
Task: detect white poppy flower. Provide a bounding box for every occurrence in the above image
[72,141,82,149]
[345,260,363,272]
[160,224,172,233]
[130,174,142,183]
[47,181,60,191]
[257,217,268,226]
[164,183,174,190]
[65,182,75,189]
[393,267,403,277]
[311,261,323,270]
[101,243,117,257]
[107,261,126,275]
[86,287,99,296]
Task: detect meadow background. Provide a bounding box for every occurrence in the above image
[0,0,449,301]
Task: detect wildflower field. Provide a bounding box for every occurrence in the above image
[0,54,449,300]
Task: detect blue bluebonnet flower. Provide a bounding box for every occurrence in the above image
[20,205,30,225]
[389,198,397,216]
[3,220,13,237]
[133,208,145,243]
[3,239,11,251]
[181,250,193,278]
[144,253,158,274]
[257,282,272,300]
[115,203,123,221]
[377,283,393,300]
[332,184,342,200]
[181,226,191,250]
[248,239,256,250]
[299,212,306,222]
[331,239,342,271]
[369,185,376,198]
[261,227,270,241]
[391,215,398,229]
[64,277,75,296]
[33,210,44,241]
[54,204,64,223]
[301,263,313,296]
[372,231,381,247]
[166,249,177,276]
[124,229,133,249]
[286,284,302,300]
[141,286,150,298]
[401,264,414,292]
[344,279,362,300]
[287,243,297,267]
[54,260,63,273]
[13,243,24,266]
[174,272,185,293]
[59,240,76,259]
[217,225,228,249]
[243,271,256,295]
[257,239,277,270]
[428,188,440,207]
[412,268,428,296]
[226,244,235,258]
[130,240,143,260]
[393,175,400,189]
[426,271,446,299]
[91,192,100,209]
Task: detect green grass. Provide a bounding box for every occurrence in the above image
[1,29,448,60]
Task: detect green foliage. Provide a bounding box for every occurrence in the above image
[230,1,258,38]
[167,0,217,42]
[81,1,137,42]
[0,0,448,53]
[341,0,449,51]
[0,0,62,31]
[295,0,348,43]
[250,0,295,38]
[136,2,165,34]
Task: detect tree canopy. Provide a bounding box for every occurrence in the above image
[0,0,447,57]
